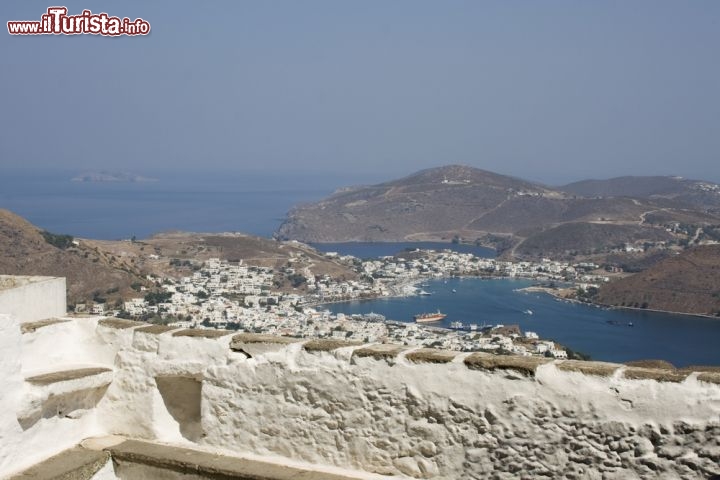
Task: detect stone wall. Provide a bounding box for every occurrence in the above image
[2,315,719,479]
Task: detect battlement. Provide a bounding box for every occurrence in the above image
[2,315,719,479]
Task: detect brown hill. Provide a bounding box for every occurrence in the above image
[513,223,672,259]
[276,165,719,259]
[0,209,147,306]
[90,231,357,290]
[0,210,358,306]
[595,245,720,316]
[560,176,720,212]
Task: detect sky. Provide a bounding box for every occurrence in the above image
[2,1,719,185]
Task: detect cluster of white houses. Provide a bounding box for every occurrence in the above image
[110,251,579,358]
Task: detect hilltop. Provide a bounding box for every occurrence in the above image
[276,165,720,260]
[560,175,720,212]
[594,244,720,316]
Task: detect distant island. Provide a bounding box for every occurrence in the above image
[71,171,157,183]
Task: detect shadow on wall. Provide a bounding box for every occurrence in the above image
[155,376,203,442]
[17,384,110,431]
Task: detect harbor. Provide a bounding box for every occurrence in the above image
[327,277,720,367]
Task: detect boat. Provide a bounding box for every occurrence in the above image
[452,289,457,293]
[449,321,464,330]
[627,322,634,327]
[418,290,432,296]
[414,310,447,323]
[523,309,533,315]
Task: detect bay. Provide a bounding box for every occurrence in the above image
[327,277,720,368]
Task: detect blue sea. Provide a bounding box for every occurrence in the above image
[2,170,720,366]
[327,278,720,367]
[0,170,338,240]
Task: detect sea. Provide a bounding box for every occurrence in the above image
[325,277,720,368]
[0,170,341,240]
[2,170,720,367]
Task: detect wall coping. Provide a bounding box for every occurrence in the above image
[88,319,720,385]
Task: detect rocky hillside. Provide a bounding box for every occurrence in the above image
[595,245,720,316]
[90,231,357,291]
[276,165,720,259]
[0,209,146,305]
[0,210,358,306]
[561,176,720,212]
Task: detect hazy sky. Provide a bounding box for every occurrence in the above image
[2,1,719,184]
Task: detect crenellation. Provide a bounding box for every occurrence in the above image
[230,332,302,346]
[697,372,720,385]
[303,338,363,352]
[19,318,70,334]
[464,352,551,376]
[404,348,459,364]
[98,318,147,330]
[172,328,234,338]
[555,359,622,377]
[623,366,690,383]
[353,344,409,361]
[135,324,178,335]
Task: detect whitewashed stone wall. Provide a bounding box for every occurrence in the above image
[94,324,720,480]
[2,316,719,479]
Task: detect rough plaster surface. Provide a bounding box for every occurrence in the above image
[0,316,110,477]
[90,323,720,479]
[2,316,719,479]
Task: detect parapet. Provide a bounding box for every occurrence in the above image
[91,320,720,385]
[6,317,720,480]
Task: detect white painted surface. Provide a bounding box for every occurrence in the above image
[1,314,719,479]
[0,276,66,323]
[93,325,720,479]
[0,313,107,477]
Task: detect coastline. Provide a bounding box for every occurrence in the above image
[518,286,720,320]
[309,275,535,309]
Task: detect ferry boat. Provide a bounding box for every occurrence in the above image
[414,310,447,323]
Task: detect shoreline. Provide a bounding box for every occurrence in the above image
[601,304,720,320]
[315,277,720,323]
[518,286,720,320]
[309,275,539,309]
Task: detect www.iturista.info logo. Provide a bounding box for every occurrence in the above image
[7,7,150,36]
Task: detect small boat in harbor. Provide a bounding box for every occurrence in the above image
[418,290,432,296]
[523,309,533,315]
[414,310,447,323]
